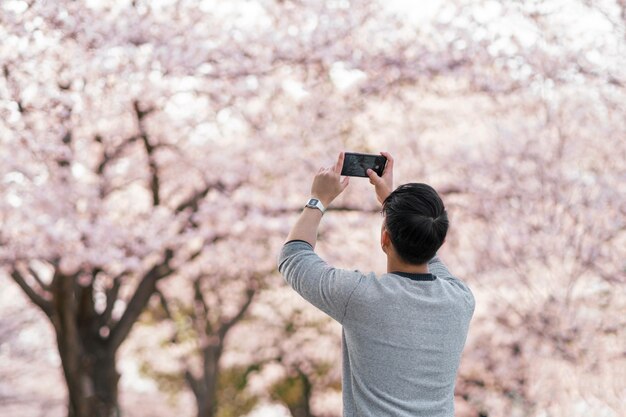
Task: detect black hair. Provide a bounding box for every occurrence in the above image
[382,183,448,265]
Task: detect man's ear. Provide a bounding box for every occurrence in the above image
[381,227,391,249]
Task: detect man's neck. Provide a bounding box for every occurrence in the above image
[386,256,429,274]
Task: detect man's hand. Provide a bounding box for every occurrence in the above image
[367,151,394,204]
[311,152,350,207]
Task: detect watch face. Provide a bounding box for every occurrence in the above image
[308,199,319,205]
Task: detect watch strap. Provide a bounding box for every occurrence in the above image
[305,198,325,213]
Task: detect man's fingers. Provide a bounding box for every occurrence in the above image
[341,176,350,190]
[334,152,345,174]
[380,151,394,174]
[367,168,381,184]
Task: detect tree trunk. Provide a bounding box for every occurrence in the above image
[60,346,120,417]
[287,371,315,417]
[186,342,223,417]
[51,272,121,417]
[184,280,257,417]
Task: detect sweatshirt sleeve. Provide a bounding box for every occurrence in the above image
[278,241,364,323]
[428,255,475,310]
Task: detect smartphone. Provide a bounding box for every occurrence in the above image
[341,152,387,178]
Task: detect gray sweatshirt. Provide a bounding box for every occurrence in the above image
[278,240,475,417]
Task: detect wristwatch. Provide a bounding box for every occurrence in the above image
[305,198,325,213]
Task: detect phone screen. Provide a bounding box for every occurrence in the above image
[341,153,387,177]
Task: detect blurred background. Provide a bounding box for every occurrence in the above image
[0,0,625,416]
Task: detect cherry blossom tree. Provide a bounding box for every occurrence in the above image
[0,1,443,416]
[1,1,624,417]
[234,286,343,417]
[448,89,626,416]
[137,259,273,417]
[419,2,626,415]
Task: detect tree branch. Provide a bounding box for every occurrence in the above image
[175,182,225,214]
[155,288,184,344]
[96,134,140,175]
[155,288,173,320]
[183,233,226,265]
[10,268,53,317]
[218,287,256,340]
[101,274,123,327]
[108,249,174,351]
[27,265,51,291]
[192,278,213,336]
[184,369,202,400]
[246,188,465,217]
[2,64,25,114]
[133,101,161,207]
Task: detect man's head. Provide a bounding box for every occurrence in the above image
[381,183,448,265]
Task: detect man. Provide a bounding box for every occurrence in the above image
[278,152,475,417]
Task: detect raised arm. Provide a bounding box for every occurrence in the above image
[285,152,349,248]
[366,151,394,204]
[281,152,364,323]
